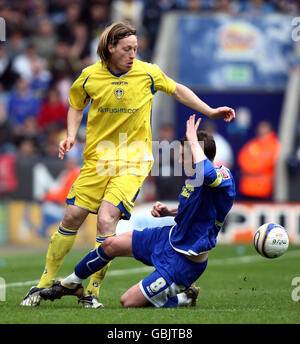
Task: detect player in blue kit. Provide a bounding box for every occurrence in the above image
[40,115,236,308]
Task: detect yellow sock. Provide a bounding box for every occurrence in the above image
[85,234,115,298]
[37,224,77,288]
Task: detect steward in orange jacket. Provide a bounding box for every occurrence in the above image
[43,158,80,204]
[238,122,280,199]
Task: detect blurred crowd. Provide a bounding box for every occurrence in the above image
[0,0,296,200]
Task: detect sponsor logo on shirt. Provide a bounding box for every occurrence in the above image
[181,184,194,198]
[98,107,137,114]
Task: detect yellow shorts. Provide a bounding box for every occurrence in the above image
[66,159,152,219]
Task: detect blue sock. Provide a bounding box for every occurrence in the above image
[74,246,112,279]
[163,296,178,308]
[162,259,208,308]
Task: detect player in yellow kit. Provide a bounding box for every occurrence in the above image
[21,22,235,308]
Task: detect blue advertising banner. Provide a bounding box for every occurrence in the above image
[178,14,295,89]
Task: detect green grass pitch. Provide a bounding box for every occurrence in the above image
[0,244,300,324]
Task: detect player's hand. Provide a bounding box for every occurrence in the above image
[151,202,170,217]
[58,137,75,160]
[209,106,235,122]
[186,114,201,143]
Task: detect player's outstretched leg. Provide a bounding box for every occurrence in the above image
[80,201,121,309]
[82,234,115,309]
[40,232,133,305]
[20,225,78,307]
[39,244,113,303]
[40,280,84,302]
[20,205,88,307]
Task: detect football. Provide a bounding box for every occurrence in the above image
[253,223,289,258]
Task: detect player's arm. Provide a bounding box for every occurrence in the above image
[151,201,178,217]
[172,83,235,123]
[186,114,220,188]
[58,106,83,160]
[185,115,206,164]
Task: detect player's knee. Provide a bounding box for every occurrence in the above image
[120,294,137,308]
[120,294,127,307]
[62,212,82,230]
[97,212,118,234]
[101,237,117,257]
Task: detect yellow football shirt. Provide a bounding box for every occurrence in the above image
[68,59,176,174]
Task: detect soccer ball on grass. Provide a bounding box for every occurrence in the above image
[253,223,289,258]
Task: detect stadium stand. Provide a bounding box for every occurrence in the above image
[0,0,299,246]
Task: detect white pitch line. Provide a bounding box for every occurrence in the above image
[3,250,300,289]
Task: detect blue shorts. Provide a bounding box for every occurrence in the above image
[132,226,207,305]
[139,270,185,307]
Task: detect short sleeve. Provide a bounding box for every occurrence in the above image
[146,63,176,95]
[204,163,233,189]
[68,69,91,110]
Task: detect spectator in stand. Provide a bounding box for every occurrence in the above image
[37,87,68,130]
[48,41,81,104]
[272,0,300,14]
[57,2,82,43]
[25,0,50,35]
[8,77,41,133]
[66,125,86,164]
[30,58,52,100]
[214,0,239,14]
[22,116,40,141]
[0,101,15,154]
[30,18,58,60]
[6,30,27,59]
[42,124,64,159]
[86,1,111,39]
[0,45,18,91]
[16,137,40,159]
[111,0,144,31]
[69,22,91,61]
[238,121,281,201]
[49,41,82,82]
[0,4,26,35]
[202,121,234,169]
[136,32,152,62]
[239,0,276,14]
[0,99,17,198]
[155,123,183,201]
[184,0,203,11]
[142,0,178,51]
[12,45,41,82]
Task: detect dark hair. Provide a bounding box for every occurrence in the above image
[97,22,136,64]
[180,130,216,162]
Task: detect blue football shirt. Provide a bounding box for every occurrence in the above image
[169,158,236,255]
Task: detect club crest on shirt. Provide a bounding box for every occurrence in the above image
[220,167,230,180]
[114,88,124,99]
